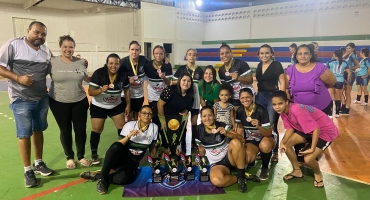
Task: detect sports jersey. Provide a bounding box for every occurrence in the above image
[144,60,173,102]
[120,121,158,162]
[218,58,254,100]
[213,102,234,127]
[358,58,370,77]
[173,65,203,110]
[0,37,52,103]
[119,55,149,99]
[195,121,230,165]
[235,103,272,141]
[89,65,129,109]
[326,59,348,82]
[291,55,296,65]
[345,53,357,71]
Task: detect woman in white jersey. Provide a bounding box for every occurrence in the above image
[88,53,130,165]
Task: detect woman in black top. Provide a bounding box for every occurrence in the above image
[157,73,194,155]
[255,44,286,162]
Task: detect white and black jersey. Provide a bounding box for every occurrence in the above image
[173,65,203,110]
[89,65,129,109]
[144,60,173,102]
[235,104,272,142]
[195,121,230,165]
[120,121,158,162]
[119,55,149,99]
[218,59,254,99]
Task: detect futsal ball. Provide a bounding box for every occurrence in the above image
[168,119,180,130]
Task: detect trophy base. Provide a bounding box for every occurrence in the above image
[152,174,163,183]
[200,174,210,182]
[169,174,179,182]
[184,173,195,181]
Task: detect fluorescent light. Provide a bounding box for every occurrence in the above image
[196,0,202,7]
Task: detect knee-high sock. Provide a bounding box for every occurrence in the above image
[365,95,369,103]
[357,95,361,101]
[335,100,341,113]
[90,131,101,155]
[117,129,122,137]
[260,151,272,169]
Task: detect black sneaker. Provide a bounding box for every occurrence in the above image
[24,170,38,188]
[245,172,261,182]
[91,155,101,165]
[342,108,350,115]
[33,162,53,176]
[259,168,269,181]
[97,178,108,194]
[237,177,247,193]
[80,170,101,181]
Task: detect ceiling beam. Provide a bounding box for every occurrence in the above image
[23,0,45,10]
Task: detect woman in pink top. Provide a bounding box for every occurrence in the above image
[271,91,339,188]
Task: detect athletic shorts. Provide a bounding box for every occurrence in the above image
[210,152,235,171]
[294,130,332,150]
[90,103,125,119]
[334,82,344,90]
[130,97,144,113]
[343,71,355,86]
[356,76,369,86]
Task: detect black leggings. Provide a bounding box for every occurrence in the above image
[101,142,138,185]
[49,97,89,160]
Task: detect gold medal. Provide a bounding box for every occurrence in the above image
[246,117,252,122]
[157,69,161,73]
[225,71,230,76]
[211,128,218,134]
[134,76,138,80]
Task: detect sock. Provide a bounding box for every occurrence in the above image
[335,100,341,114]
[365,95,369,103]
[236,168,245,178]
[341,104,346,110]
[24,166,32,172]
[117,129,122,137]
[260,151,272,169]
[34,159,42,166]
[90,131,101,155]
[356,95,361,101]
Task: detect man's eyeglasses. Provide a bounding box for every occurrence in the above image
[140,112,153,116]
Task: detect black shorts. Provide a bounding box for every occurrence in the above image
[190,109,200,115]
[295,130,332,150]
[245,139,261,147]
[120,97,127,110]
[321,101,333,116]
[230,99,241,107]
[334,82,344,90]
[90,103,125,119]
[130,97,144,112]
[211,152,235,171]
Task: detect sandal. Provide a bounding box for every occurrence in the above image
[66,159,76,169]
[80,170,101,181]
[283,169,303,181]
[271,153,279,162]
[78,158,92,167]
[314,180,324,188]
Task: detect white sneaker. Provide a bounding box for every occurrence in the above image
[335,114,340,118]
[328,115,333,119]
[353,100,360,104]
[361,102,368,106]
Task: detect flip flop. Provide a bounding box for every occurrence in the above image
[78,158,92,167]
[283,169,304,181]
[314,180,324,188]
[66,159,76,169]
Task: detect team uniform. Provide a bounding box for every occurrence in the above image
[218,59,253,106]
[173,65,203,115]
[343,53,357,86]
[89,65,129,118]
[356,58,370,86]
[326,59,349,89]
[235,104,273,147]
[119,55,149,112]
[195,122,233,170]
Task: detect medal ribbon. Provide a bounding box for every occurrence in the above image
[187,64,197,78]
[109,74,117,84]
[359,58,366,65]
[154,60,162,71]
[225,58,234,72]
[205,124,216,134]
[130,56,138,76]
[244,103,255,117]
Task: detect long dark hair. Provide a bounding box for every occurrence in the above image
[176,73,194,96]
[257,44,274,60]
[362,48,369,57]
[289,43,297,50]
[202,65,218,95]
[334,49,343,70]
[293,44,319,64]
[129,40,141,51]
[346,42,356,54]
[271,90,290,102]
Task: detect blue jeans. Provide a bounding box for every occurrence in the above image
[10,96,49,138]
[255,91,279,153]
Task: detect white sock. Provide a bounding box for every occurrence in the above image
[24,166,32,172]
[34,159,42,166]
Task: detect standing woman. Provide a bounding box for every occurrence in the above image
[88,53,130,164]
[342,42,360,114]
[289,43,297,66]
[255,44,286,162]
[173,49,203,148]
[119,41,149,120]
[354,48,370,106]
[157,73,194,156]
[218,42,254,111]
[143,45,173,132]
[326,49,350,117]
[49,35,91,168]
[286,44,336,164]
[199,65,220,107]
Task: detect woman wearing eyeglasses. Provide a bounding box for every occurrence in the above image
[80,105,158,194]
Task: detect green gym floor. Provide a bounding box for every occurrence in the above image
[0,89,370,200]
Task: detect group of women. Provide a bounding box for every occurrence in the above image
[48,36,365,194]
